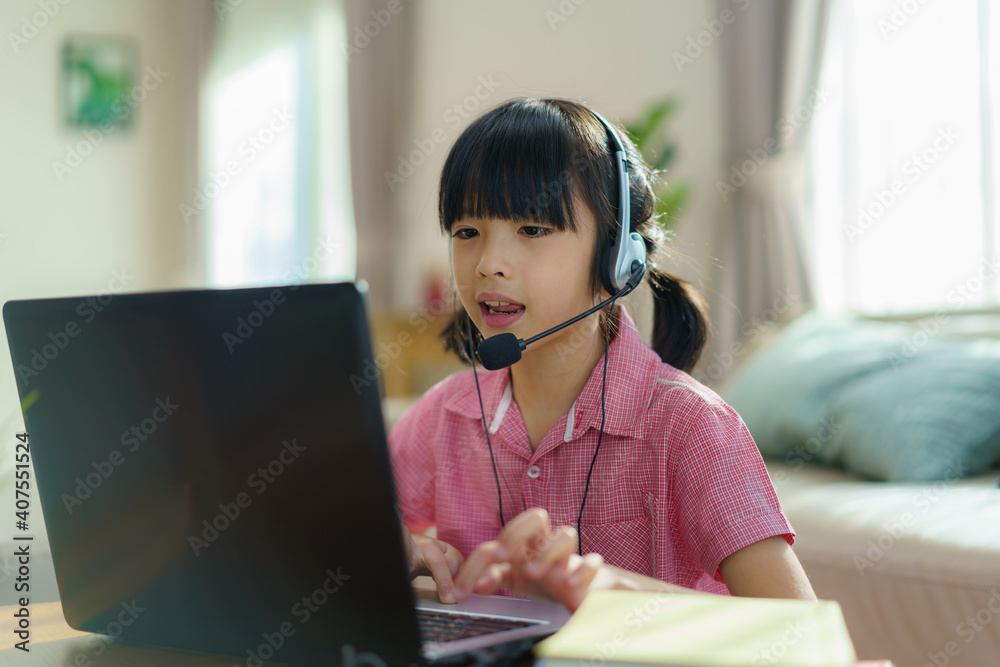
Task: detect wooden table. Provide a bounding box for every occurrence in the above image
[0,598,308,666]
[0,584,890,666]
[0,578,529,666]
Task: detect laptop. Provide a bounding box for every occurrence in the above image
[3,282,570,666]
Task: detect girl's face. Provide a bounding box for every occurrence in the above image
[451,204,604,359]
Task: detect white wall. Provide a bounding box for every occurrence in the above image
[0,0,203,392]
[0,0,200,600]
[387,0,726,341]
[0,1,200,301]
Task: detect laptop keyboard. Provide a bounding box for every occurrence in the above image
[416,608,541,643]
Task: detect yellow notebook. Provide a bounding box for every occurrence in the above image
[534,591,856,667]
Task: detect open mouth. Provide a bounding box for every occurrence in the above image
[479,300,526,328]
[481,300,525,316]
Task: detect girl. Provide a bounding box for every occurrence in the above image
[389,97,815,610]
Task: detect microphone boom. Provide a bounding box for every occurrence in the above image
[476,262,644,370]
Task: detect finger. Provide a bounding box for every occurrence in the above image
[422,543,458,603]
[454,541,503,599]
[472,563,511,595]
[537,552,576,591]
[498,508,552,563]
[566,552,603,588]
[545,553,604,612]
[524,526,578,579]
[439,540,465,576]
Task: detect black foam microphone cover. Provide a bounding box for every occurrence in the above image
[477,333,522,370]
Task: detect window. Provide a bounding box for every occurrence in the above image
[810,0,999,315]
[201,0,356,289]
[207,46,301,286]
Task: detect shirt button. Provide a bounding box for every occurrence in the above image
[526,465,541,479]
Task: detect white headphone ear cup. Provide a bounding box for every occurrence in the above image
[611,232,647,292]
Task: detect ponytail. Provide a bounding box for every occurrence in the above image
[647,267,709,373]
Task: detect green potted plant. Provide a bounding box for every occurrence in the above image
[623,96,690,231]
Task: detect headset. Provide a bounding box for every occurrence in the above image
[592,109,648,297]
[467,106,647,557]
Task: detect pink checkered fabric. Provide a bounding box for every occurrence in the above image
[388,306,793,595]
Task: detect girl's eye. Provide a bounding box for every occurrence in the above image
[453,228,477,240]
[520,226,551,237]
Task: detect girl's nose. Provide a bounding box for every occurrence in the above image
[475,233,511,278]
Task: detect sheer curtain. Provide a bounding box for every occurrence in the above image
[701,0,831,387]
[810,0,999,316]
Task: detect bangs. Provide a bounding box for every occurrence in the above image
[438,99,608,233]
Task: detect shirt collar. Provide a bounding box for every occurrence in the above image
[443,305,661,440]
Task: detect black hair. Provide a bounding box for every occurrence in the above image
[437,97,708,373]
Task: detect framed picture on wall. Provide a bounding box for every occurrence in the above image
[61,35,139,129]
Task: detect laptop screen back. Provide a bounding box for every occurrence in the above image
[3,282,426,666]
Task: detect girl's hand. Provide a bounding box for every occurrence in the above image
[453,508,608,612]
[402,524,464,603]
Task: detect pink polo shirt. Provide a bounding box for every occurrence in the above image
[387,306,794,594]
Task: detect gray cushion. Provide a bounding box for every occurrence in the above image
[722,312,1000,481]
